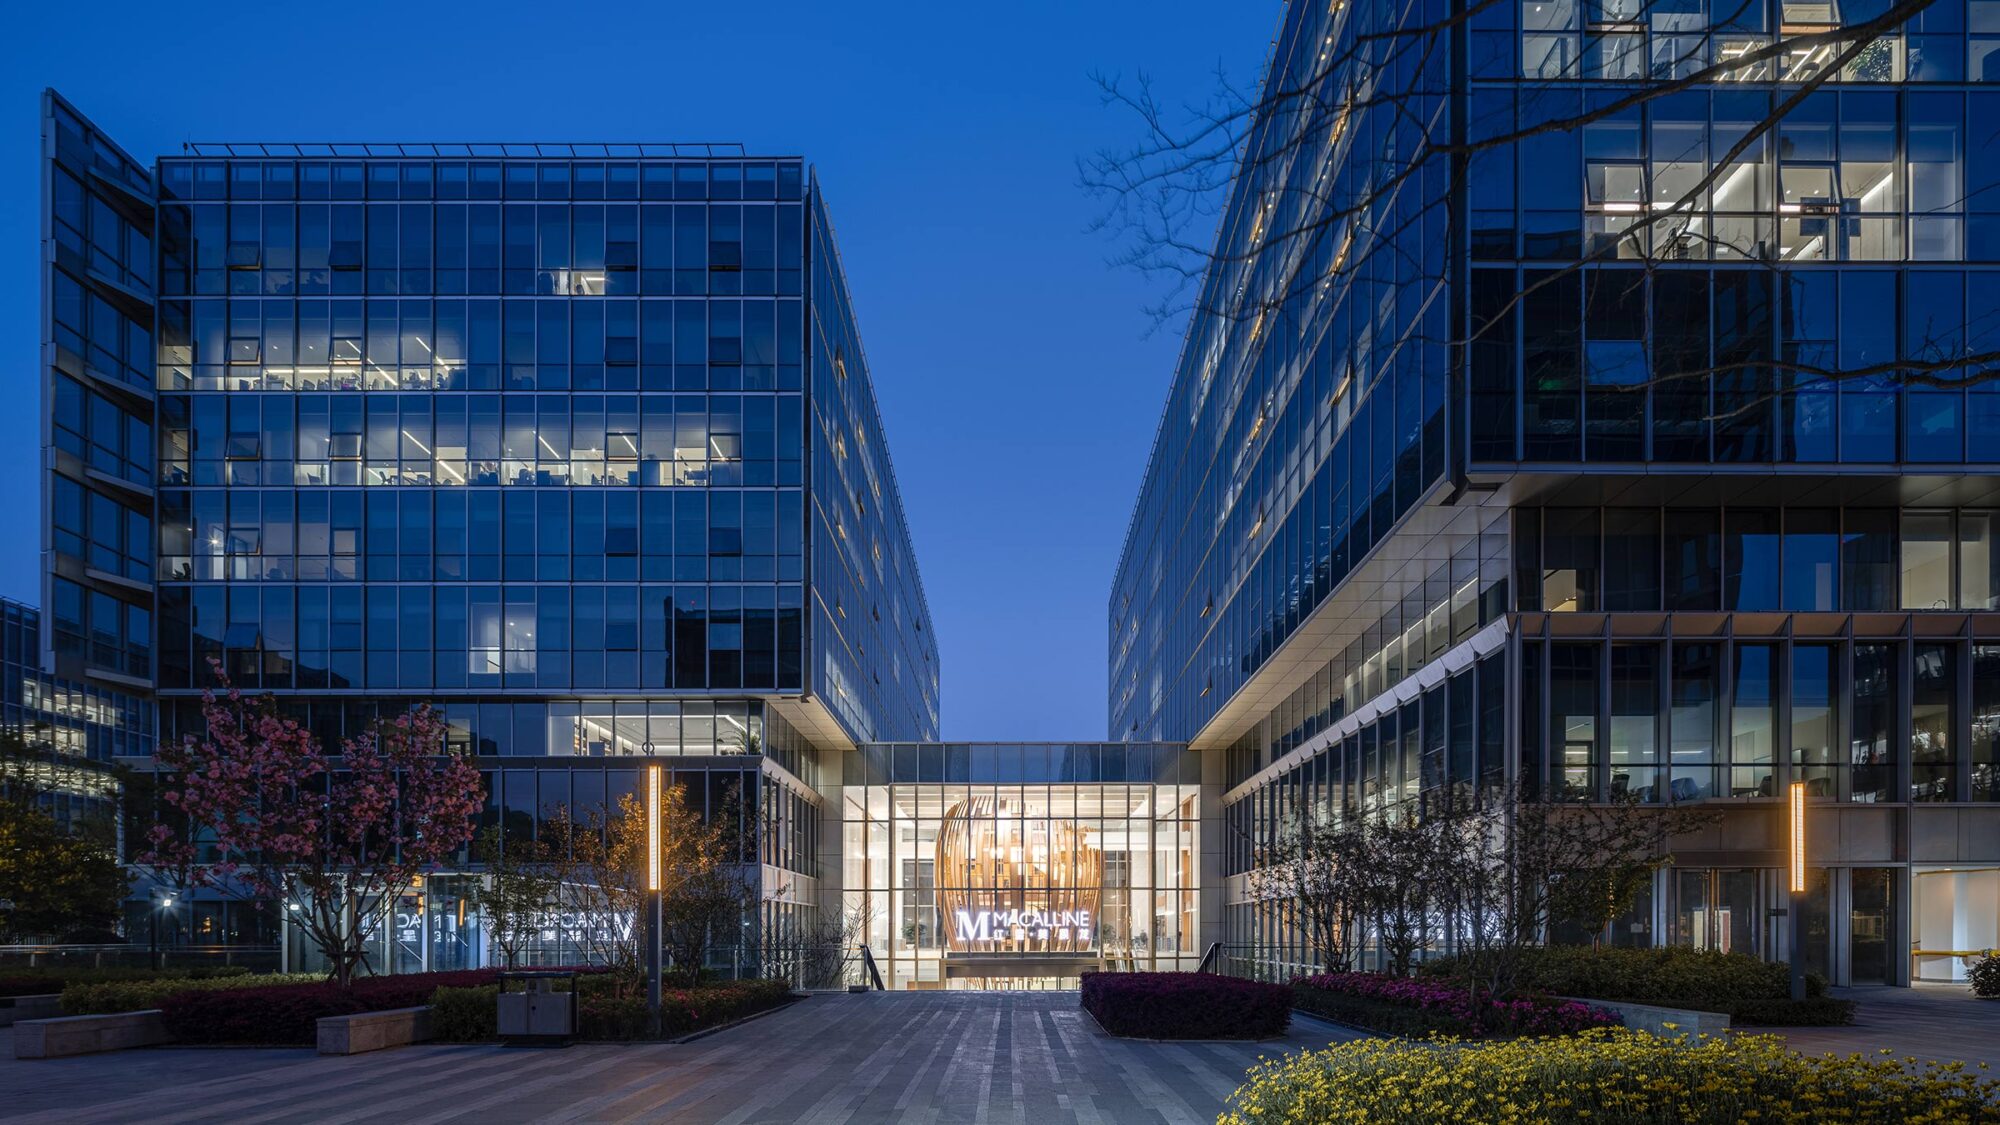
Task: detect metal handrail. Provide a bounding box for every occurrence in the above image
[1196,942,1223,974]
[859,945,886,991]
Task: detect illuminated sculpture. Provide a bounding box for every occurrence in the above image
[935,796,1101,953]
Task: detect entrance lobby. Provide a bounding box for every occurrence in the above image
[835,743,1211,989]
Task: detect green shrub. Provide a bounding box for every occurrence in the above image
[160,970,501,1045]
[578,978,794,1041]
[1421,946,1834,1021]
[0,965,252,998]
[429,985,499,1042]
[61,972,325,1015]
[1221,1027,2000,1124]
[1971,951,2000,999]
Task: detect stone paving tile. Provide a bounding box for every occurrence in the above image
[1753,984,2000,1071]
[0,993,1357,1124]
[15,984,1985,1123]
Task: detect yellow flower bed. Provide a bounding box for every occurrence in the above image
[1220,1027,1999,1124]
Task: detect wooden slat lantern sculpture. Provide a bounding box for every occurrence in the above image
[935,796,1102,953]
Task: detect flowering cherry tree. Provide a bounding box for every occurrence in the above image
[141,666,482,986]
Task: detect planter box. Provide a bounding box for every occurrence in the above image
[317,1005,434,1056]
[13,1010,170,1058]
[0,994,63,1027]
[1560,996,1730,1037]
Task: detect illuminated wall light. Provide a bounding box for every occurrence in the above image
[1788,780,1806,894]
[647,764,662,893]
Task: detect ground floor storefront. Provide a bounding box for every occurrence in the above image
[829,743,1222,990]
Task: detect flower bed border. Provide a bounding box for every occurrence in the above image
[1291,973,1618,1040]
[1081,971,1293,1041]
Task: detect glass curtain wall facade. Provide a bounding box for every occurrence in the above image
[1117,0,2000,987]
[837,744,1210,990]
[1,597,152,830]
[37,92,941,975]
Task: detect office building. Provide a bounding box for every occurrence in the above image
[1110,0,2000,986]
[39,90,949,975]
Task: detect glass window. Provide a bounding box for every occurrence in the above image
[1851,643,1898,802]
[1670,643,1719,800]
[1603,509,1660,610]
[1781,509,1838,611]
[1975,645,2000,803]
[1552,644,1600,799]
[1791,645,1838,797]
[1725,509,1780,611]
[1911,643,1956,801]
[1841,509,1897,611]
[1901,512,1954,609]
[1543,508,1599,612]
[1959,512,1998,610]
[1665,510,1720,610]
[1610,646,1660,801]
[1729,645,1777,797]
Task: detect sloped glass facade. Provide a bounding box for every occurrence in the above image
[1117,0,2000,988]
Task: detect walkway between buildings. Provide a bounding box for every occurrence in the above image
[0,992,1360,1124]
[1756,984,2000,1072]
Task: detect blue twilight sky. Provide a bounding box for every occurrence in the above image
[0,1,1271,740]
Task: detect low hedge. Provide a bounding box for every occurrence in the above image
[158,970,503,1044]
[1081,972,1291,1040]
[1221,1027,2000,1124]
[1,965,252,999]
[432,978,792,1042]
[576,978,795,1040]
[1420,946,1854,1024]
[430,985,500,1042]
[62,972,326,1015]
[1292,974,1618,1039]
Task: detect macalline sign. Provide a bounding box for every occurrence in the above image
[952,908,1093,945]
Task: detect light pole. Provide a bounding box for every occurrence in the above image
[1788,781,1807,1002]
[645,764,663,1037]
[151,893,176,972]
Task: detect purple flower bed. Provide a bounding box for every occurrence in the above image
[1081,971,1292,1040]
[1293,973,1619,1039]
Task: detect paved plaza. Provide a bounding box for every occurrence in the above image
[0,992,1360,1125]
[3,986,1995,1123]
[1756,984,2000,1072]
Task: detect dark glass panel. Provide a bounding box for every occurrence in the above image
[1664,510,1721,610]
[1724,509,1779,611]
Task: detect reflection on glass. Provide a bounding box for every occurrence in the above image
[1901,512,1953,608]
[1730,644,1776,796]
[1670,643,1718,800]
[843,766,1201,989]
[1851,643,1898,802]
[1610,646,1659,800]
[1554,644,1601,798]
[1791,645,1838,796]
[1911,643,1955,801]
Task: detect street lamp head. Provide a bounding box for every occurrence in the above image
[646,764,662,893]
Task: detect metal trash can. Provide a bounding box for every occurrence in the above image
[497,970,579,1047]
